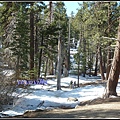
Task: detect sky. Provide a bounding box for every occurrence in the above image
[44,1,120,16]
[63,1,83,16]
[0,71,120,118]
[0,1,82,16]
[44,1,83,16]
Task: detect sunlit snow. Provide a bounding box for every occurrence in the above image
[0,73,120,118]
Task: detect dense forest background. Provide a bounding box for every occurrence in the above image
[0,1,120,107]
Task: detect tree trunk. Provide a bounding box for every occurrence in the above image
[30,3,34,79]
[105,17,120,97]
[106,2,112,80]
[103,51,106,73]
[64,55,69,77]
[106,44,112,80]
[55,61,57,75]
[51,61,54,75]
[35,15,38,78]
[44,57,48,79]
[99,46,105,80]
[38,32,44,78]
[15,55,20,79]
[82,34,86,77]
[57,34,61,90]
[94,51,98,76]
[49,60,54,75]
[68,17,71,72]
[88,53,92,76]
[77,57,80,87]
[49,1,52,23]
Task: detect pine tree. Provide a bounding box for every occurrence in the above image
[105,17,120,98]
[0,2,19,106]
[10,3,30,79]
[53,1,68,90]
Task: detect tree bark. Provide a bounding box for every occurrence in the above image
[35,15,38,79]
[15,55,20,79]
[82,28,86,77]
[94,46,98,76]
[57,34,62,90]
[30,3,34,79]
[105,17,120,97]
[44,57,48,79]
[106,44,112,80]
[38,32,44,78]
[99,46,105,80]
[64,55,69,77]
[68,17,71,72]
[106,2,112,80]
[77,57,80,87]
[49,60,54,75]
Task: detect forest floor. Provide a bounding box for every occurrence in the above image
[8,93,120,119]
[4,78,120,119]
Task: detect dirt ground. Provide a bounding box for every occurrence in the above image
[8,96,120,119]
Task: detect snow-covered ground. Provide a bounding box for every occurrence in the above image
[0,74,120,118]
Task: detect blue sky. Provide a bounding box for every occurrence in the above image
[44,1,83,16]
[63,1,83,16]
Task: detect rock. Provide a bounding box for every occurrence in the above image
[67,97,78,102]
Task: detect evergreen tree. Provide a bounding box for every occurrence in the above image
[9,3,30,79]
[105,17,120,98]
[53,1,68,90]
